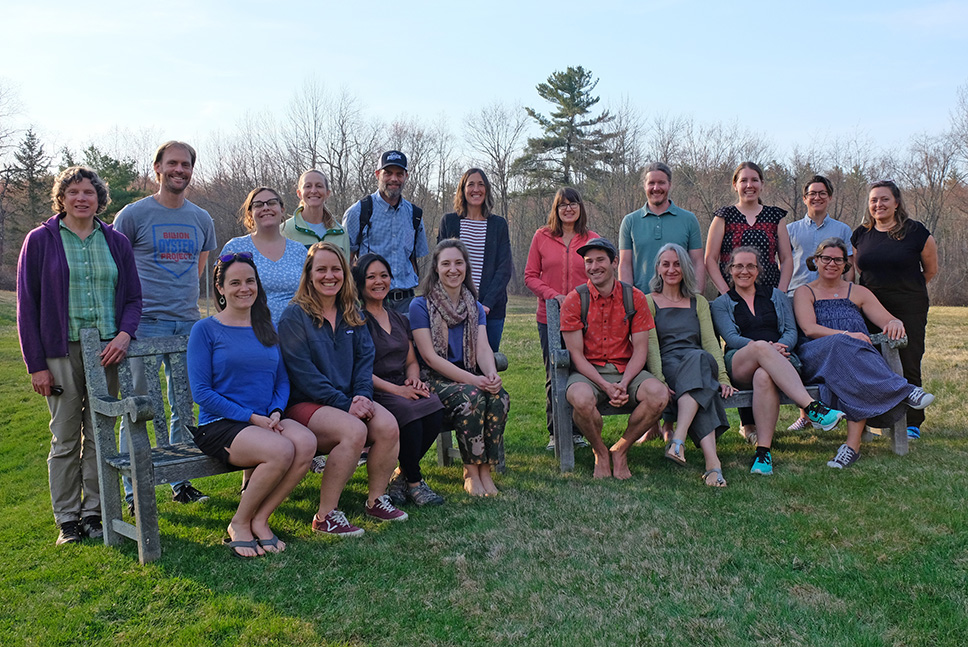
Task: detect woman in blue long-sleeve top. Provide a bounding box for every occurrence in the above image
[188,253,315,557]
[278,241,406,538]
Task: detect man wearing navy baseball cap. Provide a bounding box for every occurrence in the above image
[342,150,429,314]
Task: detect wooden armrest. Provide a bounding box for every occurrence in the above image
[550,349,571,368]
[90,394,155,423]
[870,332,908,349]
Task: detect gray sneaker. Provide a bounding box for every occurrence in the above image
[407,480,444,506]
[81,516,103,540]
[387,472,407,507]
[573,434,590,448]
[827,443,860,469]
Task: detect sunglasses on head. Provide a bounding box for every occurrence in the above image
[218,252,253,263]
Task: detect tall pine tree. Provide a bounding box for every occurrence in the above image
[515,66,615,189]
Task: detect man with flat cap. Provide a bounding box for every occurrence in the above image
[560,237,669,479]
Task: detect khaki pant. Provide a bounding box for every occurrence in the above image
[45,342,117,524]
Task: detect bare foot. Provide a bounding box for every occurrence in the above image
[479,466,500,496]
[227,522,264,557]
[610,450,632,480]
[464,477,486,496]
[635,424,661,444]
[592,450,612,478]
[661,421,674,443]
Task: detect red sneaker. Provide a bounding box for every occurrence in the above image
[364,495,408,522]
[312,510,364,537]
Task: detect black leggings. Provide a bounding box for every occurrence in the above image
[399,410,444,483]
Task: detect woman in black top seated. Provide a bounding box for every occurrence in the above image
[711,247,845,476]
[354,253,446,507]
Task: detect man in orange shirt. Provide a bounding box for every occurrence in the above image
[560,238,669,479]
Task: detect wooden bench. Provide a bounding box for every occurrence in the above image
[81,326,507,563]
[544,299,908,473]
[80,328,238,564]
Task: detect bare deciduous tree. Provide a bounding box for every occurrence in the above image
[463,101,530,219]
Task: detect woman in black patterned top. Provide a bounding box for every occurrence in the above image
[705,161,793,295]
[704,161,794,443]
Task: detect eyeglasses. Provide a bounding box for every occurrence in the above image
[218,252,253,263]
[805,191,829,198]
[816,255,846,266]
[730,263,758,272]
[558,202,580,211]
[251,198,281,209]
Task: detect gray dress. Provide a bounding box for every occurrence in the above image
[654,299,729,445]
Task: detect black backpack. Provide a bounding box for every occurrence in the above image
[355,194,423,266]
[575,281,637,332]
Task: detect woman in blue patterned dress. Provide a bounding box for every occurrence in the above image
[792,238,935,469]
[220,187,306,325]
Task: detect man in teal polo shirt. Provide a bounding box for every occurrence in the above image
[618,162,705,293]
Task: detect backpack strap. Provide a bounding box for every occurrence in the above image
[576,284,590,333]
[410,204,423,266]
[355,194,374,252]
[578,281,636,334]
[619,281,636,323]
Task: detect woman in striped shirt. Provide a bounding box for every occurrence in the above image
[437,168,512,352]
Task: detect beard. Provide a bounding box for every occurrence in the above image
[379,179,404,201]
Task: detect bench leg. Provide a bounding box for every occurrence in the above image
[891,416,909,456]
[99,471,125,548]
[129,439,162,563]
[553,398,575,473]
[436,429,454,467]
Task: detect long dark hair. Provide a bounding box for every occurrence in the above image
[352,253,393,304]
[214,254,278,347]
[453,167,494,217]
[546,187,589,236]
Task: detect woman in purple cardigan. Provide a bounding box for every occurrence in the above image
[16,166,142,546]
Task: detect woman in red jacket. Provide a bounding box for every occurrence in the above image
[524,187,598,450]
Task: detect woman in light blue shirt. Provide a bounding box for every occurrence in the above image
[220,187,306,325]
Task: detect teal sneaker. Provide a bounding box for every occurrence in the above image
[806,401,845,431]
[750,452,773,476]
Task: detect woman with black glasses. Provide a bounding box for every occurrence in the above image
[793,238,934,469]
[220,187,306,325]
[524,187,599,450]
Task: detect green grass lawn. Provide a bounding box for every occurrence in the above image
[2,293,966,646]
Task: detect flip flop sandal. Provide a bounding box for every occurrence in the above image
[256,534,282,553]
[223,537,263,558]
[664,439,687,466]
[702,468,727,488]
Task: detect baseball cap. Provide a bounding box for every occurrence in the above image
[576,237,617,261]
[378,150,408,172]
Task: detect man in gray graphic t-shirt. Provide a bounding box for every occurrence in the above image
[114,141,217,510]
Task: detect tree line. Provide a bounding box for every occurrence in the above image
[2,69,967,304]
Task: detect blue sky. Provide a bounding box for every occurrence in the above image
[3,0,966,160]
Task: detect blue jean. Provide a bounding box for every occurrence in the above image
[485,317,505,354]
[121,318,196,500]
